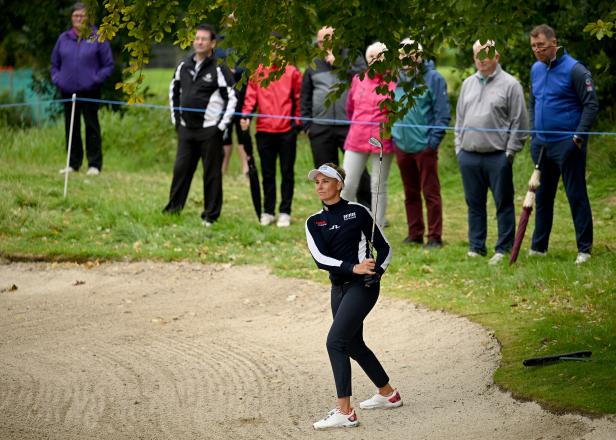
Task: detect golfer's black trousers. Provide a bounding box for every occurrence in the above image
[327,279,389,398]
[62,90,102,171]
[164,126,223,223]
[256,130,297,215]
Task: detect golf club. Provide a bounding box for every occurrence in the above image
[365,136,383,287]
[523,350,591,366]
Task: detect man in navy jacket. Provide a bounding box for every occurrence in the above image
[528,25,599,265]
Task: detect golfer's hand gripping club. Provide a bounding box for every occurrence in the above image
[353,258,376,275]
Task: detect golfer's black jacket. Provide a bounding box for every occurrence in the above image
[305,199,392,285]
[170,54,237,130]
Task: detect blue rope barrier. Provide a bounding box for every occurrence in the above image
[1,97,615,137]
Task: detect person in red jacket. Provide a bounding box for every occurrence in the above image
[240,35,302,227]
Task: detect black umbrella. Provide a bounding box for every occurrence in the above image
[242,137,261,220]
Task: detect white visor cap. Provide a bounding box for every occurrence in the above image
[307,164,345,188]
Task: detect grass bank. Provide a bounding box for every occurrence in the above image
[1,69,615,414]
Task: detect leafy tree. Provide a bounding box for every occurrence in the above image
[98,0,532,126]
[98,0,616,122]
[0,0,126,106]
[507,1,616,121]
[4,1,615,121]
[585,10,616,40]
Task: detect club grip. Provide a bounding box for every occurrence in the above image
[523,350,591,366]
[364,273,381,287]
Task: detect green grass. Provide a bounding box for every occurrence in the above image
[1,68,615,415]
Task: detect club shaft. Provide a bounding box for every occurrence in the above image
[370,150,383,257]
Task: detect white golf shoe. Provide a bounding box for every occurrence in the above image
[276,213,291,227]
[359,389,403,410]
[575,252,591,265]
[528,249,547,257]
[313,408,359,430]
[488,252,505,265]
[259,213,275,226]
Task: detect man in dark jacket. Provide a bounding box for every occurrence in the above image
[528,25,599,265]
[51,2,114,175]
[300,26,371,209]
[163,24,237,227]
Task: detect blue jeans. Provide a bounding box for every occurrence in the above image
[458,150,515,255]
[530,138,592,253]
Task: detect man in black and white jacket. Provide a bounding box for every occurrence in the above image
[163,23,237,226]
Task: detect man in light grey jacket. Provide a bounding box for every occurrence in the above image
[455,40,528,264]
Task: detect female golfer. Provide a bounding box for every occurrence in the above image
[305,163,402,430]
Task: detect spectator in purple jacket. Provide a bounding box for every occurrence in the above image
[51,2,114,176]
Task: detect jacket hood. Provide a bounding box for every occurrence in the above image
[398,60,435,83]
[184,53,216,67]
[66,25,99,40]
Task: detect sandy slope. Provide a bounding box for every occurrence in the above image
[0,262,614,439]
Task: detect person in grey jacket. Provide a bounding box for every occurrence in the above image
[455,40,528,264]
[300,26,371,209]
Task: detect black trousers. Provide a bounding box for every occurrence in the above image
[327,280,389,398]
[62,90,102,171]
[308,123,371,208]
[164,126,224,223]
[256,130,297,215]
[222,116,253,152]
[531,138,593,253]
[458,150,515,254]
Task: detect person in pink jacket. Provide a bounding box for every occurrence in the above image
[341,42,396,227]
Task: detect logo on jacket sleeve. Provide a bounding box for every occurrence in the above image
[585,77,594,92]
[315,220,327,227]
[343,212,356,221]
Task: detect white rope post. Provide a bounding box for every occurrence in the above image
[63,93,77,198]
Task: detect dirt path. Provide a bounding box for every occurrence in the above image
[0,262,614,439]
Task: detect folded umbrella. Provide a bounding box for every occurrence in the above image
[509,147,545,265]
[242,137,262,220]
